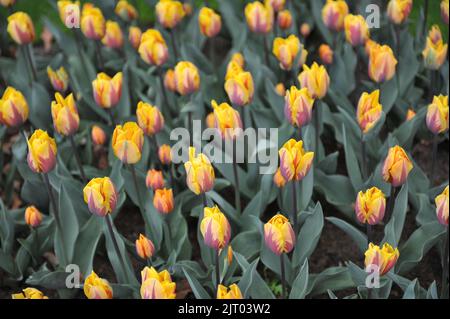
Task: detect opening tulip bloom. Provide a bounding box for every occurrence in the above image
[136,101,165,136]
[146,169,165,190]
[25,206,43,228]
[140,266,176,299]
[435,185,449,226]
[264,214,295,255]
[83,271,113,299]
[184,147,215,195]
[47,66,69,93]
[298,62,330,99]
[7,12,35,45]
[51,93,80,136]
[91,125,106,146]
[422,25,448,70]
[279,139,314,182]
[321,0,349,32]
[272,35,301,70]
[217,284,243,299]
[357,90,383,134]
[174,61,200,95]
[212,100,243,140]
[155,0,185,29]
[277,10,292,30]
[158,144,172,165]
[224,68,254,107]
[27,130,57,174]
[135,234,155,259]
[245,1,274,34]
[128,26,142,50]
[364,243,399,276]
[318,44,333,65]
[112,122,144,164]
[344,14,370,46]
[387,0,412,25]
[83,177,118,217]
[80,4,105,40]
[102,20,124,49]
[200,205,231,250]
[138,29,169,66]
[0,86,29,127]
[115,0,138,21]
[426,95,449,135]
[153,188,174,214]
[199,7,222,38]
[368,44,397,83]
[355,187,386,225]
[12,288,48,299]
[92,72,123,109]
[382,145,413,187]
[284,86,314,128]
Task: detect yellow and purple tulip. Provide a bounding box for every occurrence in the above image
[12,288,48,299]
[146,169,165,190]
[364,243,399,276]
[321,0,348,32]
[387,0,412,24]
[57,1,80,25]
[83,177,118,217]
[275,83,286,96]
[265,0,285,12]
[153,188,174,214]
[7,12,35,45]
[245,1,274,34]
[426,95,449,135]
[435,185,449,226]
[102,20,124,49]
[227,246,233,265]
[27,130,57,174]
[224,69,254,107]
[272,34,301,71]
[264,214,295,255]
[135,234,155,259]
[112,122,144,164]
[83,271,113,299]
[273,168,287,188]
[230,52,245,69]
[422,25,448,70]
[206,112,216,129]
[92,72,123,109]
[47,66,69,93]
[138,29,169,66]
[355,187,386,225]
[80,4,105,40]
[300,23,311,38]
[200,205,231,250]
[25,206,43,228]
[284,86,314,128]
[368,44,397,83]
[184,147,215,195]
[158,144,172,165]
[199,7,222,38]
[217,284,243,299]
[183,3,193,16]
[174,61,200,96]
[128,26,142,50]
[277,10,292,30]
[319,44,333,65]
[164,69,177,92]
[0,86,29,127]
[344,14,369,46]
[140,266,176,299]
[279,139,314,182]
[115,0,138,21]
[51,93,79,136]
[91,125,106,146]
[298,62,330,99]
[356,90,383,134]
[442,0,449,25]
[136,101,165,136]
[155,0,185,29]
[211,100,243,140]
[382,145,413,187]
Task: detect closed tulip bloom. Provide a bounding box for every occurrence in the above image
[382,145,413,187]
[217,284,243,299]
[146,169,165,190]
[279,139,314,182]
[275,83,286,96]
[91,125,106,146]
[273,168,287,188]
[406,109,416,121]
[321,0,348,31]
[1,0,15,7]
[200,205,231,250]
[153,188,174,214]
[128,26,142,50]
[158,144,172,165]
[206,112,216,129]
[7,12,35,45]
[245,1,274,34]
[164,69,177,92]
[135,234,155,259]
[273,35,301,70]
[319,44,333,65]
[368,44,397,83]
[27,130,57,174]
[364,243,399,276]
[83,177,118,217]
[277,10,292,30]
[426,95,449,134]
[199,7,221,38]
[141,267,176,299]
[284,86,314,128]
[47,66,69,93]
[387,0,412,24]
[184,147,215,195]
[442,0,449,25]
[12,288,48,299]
[344,14,369,46]
[80,4,105,40]
[51,93,79,136]
[83,271,113,299]
[265,0,285,11]
[174,61,200,95]
[264,214,295,255]
[138,29,169,66]
[136,101,164,136]
[115,0,138,21]
[155,0,185,29]
[25,206,43,228]
[230,52,245,68]
[435,185,449,226]
[300,23,311,38]
[92,72,123,108]
[0,87,29,127]
[57,1,80,25]
[298,62,330,99]
[102,20,123,49]
[355,187,386,225]
[112,122,144,164]
[224,70,254,107]
[422,25,448,70]
[357,90,383,133]
[212,100,242,140]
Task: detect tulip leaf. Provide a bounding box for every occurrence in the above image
[342,124,363,192]
[237,258,260,298]
[382,184,409,246]
[182,267,211,299]
[306,267,354,297]
[326,217,368,253]
[289,259,309,299]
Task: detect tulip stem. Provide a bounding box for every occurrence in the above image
[23,44,37,83]
[105,214,129,283]
[129,165,145,218]
[94,41,105,71]
[107,108,116,126]
[361,135,367,181]
[69,135,87,183]
[314,106,320,163]
[202,193,208,207]
[215,248,221,289]
[441,227,449,299]
[280,253,286,299]
[170,29,179,60]
[431,133,438,185]
[423,0,429,38]
[233,140,241,215]
[385,187,397,224]
[157,67,171,116]
[263,34,270,67]
[366,224,372,245]
[292,181,298,234]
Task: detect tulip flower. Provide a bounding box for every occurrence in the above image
[272,35,301,70]
[364,243,399,276]
[12,288,48,299]
[230,52,245,68]
[298,62,330,99]
[279,139,314,182]
[51,93,79,136]
[321,0,348,32]
[146,169,165,190]
[174,61,200,95]
[245,1,274,34]
[406,109,416,121]
[211,100,243,140]
[92,72,123,109]
[224,69,254,107]
[138,29,169,66]
[83,271,113,299]
[115,0,138,21]
[273,168,287,188]
[426,95,449,135]
[357,90,383,134]
[27,130,57,174]
[155,0,185,29]
[80,4,105,40]
[344,14,369,46]
[164,69,177,92]
[47,66,69,93]
[365,39,378,56]
[382,145,413,187]
[83,177,118,217]
[140,267,176,299]
[135,234,155,260]
[368,44,397,83]
[318,44,333,65]
[227,246,233,265]
[277,10,292,30]
[442,0,449,25]
[265,0,285,12]
[112,122,144,164]
[25,206,43,228]
[128,26,142,50]
[206,112,216,129]
[422,25,448,70]
[217,284,243,299]
[0,86,29,127]
[436,185,449,226]
[57,1,80,25]
[153,188,174,214]
[387,0,412,25]
[7,12,35,45]
[136,101,165,136]
[300,23,311,38]
[91,125,106,146]
[184,147,215,195]
[355,187,386,225]
[200,206,231,250]
[102,20,124,49]
[183,3,193,15]
[199,7,222,38]
[284,86,314,129]
[1,0,15,7]
[158,144,172,165]
[275,83,286,96]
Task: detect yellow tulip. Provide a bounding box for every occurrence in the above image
[206,112,216,129]
[405,109,416,121]
[155,0,185,29]
[12,288,48,299]
[387,0,412,24]
[273,168,287,188]
[112,122,144,164]
[184,147,215,195]
[368,44,397,83]
[356,90,383,133]
[146,169,165,190]
[217,284,243,299]
[300,23,311,38]
[364,243,399,276]
[153,188,174,214]
[102,20,124,49]
[92,72,123,108]
[200,205,231,250]
[245,1,274,34]
[83,177,118,217]
[272,34,301,70]
[344,14,369,46]
[442,0,449,25]
[264,214,295,255]
[279,139,314,182]
[80,4,105,40]
[199,7,222,38]
[426,95,449,134]
[91,125,106,146]
[47,66,69,93]
[128,26,142,50]
[422,25,448,70]
[265,0,285,12]
[138,29,169,66]
[140,266,176,299]
[51,93,79,136]
[57,1,80,26]
[164,69,177,92]
[0,86,29,127]
[25,206,43,228]
[275,83,286,96]
[7,12,35,45]
[224,69,254,107]
[277,9,292,30]
[318,44,333,65]
[136,101,165,136]
[0,0,15,7]
[211,100,242,140]
[135,234,155,259]
[174,61,200,95]
[298,62,330,99]
[158,144,172,165]
[435,185,449,226]
[83,271,113,299]
[27,130,57,174]
[284,86,314,128]
[115,0,138,21]
[321,0,349,31]
[382,145,413,187]
[355,187,386,225]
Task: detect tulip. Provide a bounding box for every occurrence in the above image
[1,0,15,7]
[115,0,138,21]
[164,69,177,92]
[224,70,254,107]
[225,59,244,81]
[284,86,314,128]
[135,234,155,259]
[217,284,243,299]
[83,271,113,299]
[80,4,105,40]
[364,243,399,276]
[47,66,69,93]
[51,93,79,136]
[136,101,165,136]
[128,26,142,50]
[102,20,124,49]
[382,145,413,187]
[245,1,274,34]
[83,177,117,217]
[12,288,48,299]
[153,188,174,214]
[273,168,287,188]
[158,144,172,165]
[112,122,144,164]
[321,0,348,32]
[138,29,169,66]
[406,109,416,121]
[318,44,333,65]
[300,23,311,38]
[426,95,449,135]
[0,86,29,127]
[422,25,448,70]
[387,0,412,25]
[227,246,233,265]
[24,206,43,228]
[344,14,369,46]
[184,147,215,195]
[275,83,286,96]
[272,35,301,71]
[265,0,285,12]
[183,3,193,15]
[230,52,245,68]
[155,0,185,29]
[27,130,57,174]
[211,100,243,140]
[199,7,222,38]
[264,213,295,255]
[206,112,216,129]
[355,187,386,225]
[174,61,200,95]
[368,44,397,83]
[57,1,80,26]
[91,125,106,146]
[298,62,330,99]
[277,10,292,30]
[442,0,449,25]
[7,12,35,45]
[436,185,449,226]
[140,266,176,299]
[146,169,165,190]
[92,72,123,109]
[357,90,383,134]
[365,39,378,56]
[279,139,314,182]
[200,206,231,250]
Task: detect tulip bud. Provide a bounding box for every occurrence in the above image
[153,188,174,214]
[136,101,164,136]
[321,0,349,32]
[368,44,397,83]
[387,0,412,25]
[27,130,57,174]
[138,29,169,66]
[275,83,286,96]
[91,125,106,146]
[1,0,15,7]
[92,72,123,108]
[140,266,176,299]
[51,93,79,136]
[115,0,138,21]
[344,14,369,46]
[199,7,222,38]
[284,86,314,128]
[211,100,242,140]
[102,20,124,49]
[355,187,386,225]
[435,185,449,226]
[265,0,285,12]
[245,1,274,34]
[422,25,448,70]
[406,109,416,121]
[442,0,449,25]
[357,90,383,133]
[112,122,144,164]
[277,10,292,30]
[80,4,105,40]
[174,61,200,95]
[200,205,231,250]
[83,177,118,217]
[382,145,413,187]
[155,0,185,29]
[146,169,165,190]
[128,26,142,50]
[0,86,29,127]
[25,206,43,228]
[12,288,48,299]
[426,95,449,135]
[206,112,216,129]
[47,66,69,93]
[164,69,177,92]
[264,214,295,255]
[135,234,155,259]
[224,69,254,107]
[217,284,243,299]
[57,1,80,26]
[279,139,314,182]
[273,35,301,70]
[300,23,311,38]
[273,168,287,188]
[184,147,215,195]
[158,144,172,165]
[7,12,35,45]
[298,62,330,99]
[364,243,399,276]
[227,246,233,265]
[318,44,333,65]
[83,271,113,299]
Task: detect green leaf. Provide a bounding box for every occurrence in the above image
[182,267,211,299]
[382,184,409,246]
[289,259,309,299]
[342,124,363,192]
[72,216,103,276]
[306,267,354,297]
[238,258,260,299]
[326,217,367,253]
